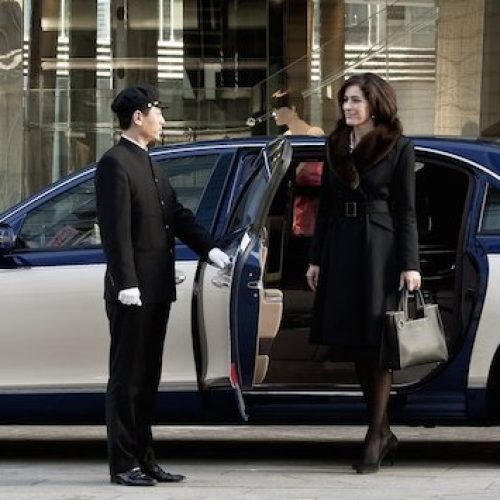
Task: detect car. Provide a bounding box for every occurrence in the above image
[1,135,500,425]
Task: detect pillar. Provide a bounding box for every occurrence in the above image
[434,0,500,136]
[0,0,23,211]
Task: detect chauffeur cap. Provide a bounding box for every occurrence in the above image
[111,84,166,114]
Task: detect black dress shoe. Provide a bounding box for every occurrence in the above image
[111,467,157,486]
[142,463,185,483]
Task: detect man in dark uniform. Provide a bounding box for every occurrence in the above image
[95,84,230,486]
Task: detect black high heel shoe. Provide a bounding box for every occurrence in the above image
[353,433,399,474]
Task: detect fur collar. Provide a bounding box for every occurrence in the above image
[326,124,400,189]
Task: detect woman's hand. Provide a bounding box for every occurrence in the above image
[306,264,320,292]
[399,270,421,291]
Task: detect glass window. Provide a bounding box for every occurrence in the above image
[228,141,288,232]
[415,161,468,246]
[345,4,369,45]
[481,186,500,234]
[229,162,269,232]
[16,153,220,250]
[156,153,220,213]
[17,179,99,250]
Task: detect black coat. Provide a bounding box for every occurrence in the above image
[95,138,213,303]
[309,126,419,350]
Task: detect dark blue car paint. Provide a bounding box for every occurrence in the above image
[230,236,261,390]
[1,137,500,424]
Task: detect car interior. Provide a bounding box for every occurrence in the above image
[252,151,477,389]
[15,179,101,250]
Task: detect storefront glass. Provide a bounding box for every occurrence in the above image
[0,0,23,209]
[0,0,499,210]
[22,0,276,197]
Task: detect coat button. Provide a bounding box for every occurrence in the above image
[154,178,159,183]
[165,224,170,230]
[160,200,165,206]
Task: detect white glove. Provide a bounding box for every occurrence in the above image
[118,287,142,306]
[208,248,231,270]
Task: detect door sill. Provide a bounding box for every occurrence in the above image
[245,384,365,397]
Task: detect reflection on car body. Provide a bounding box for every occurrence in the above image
[1,136,500,426]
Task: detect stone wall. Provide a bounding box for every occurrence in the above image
[434,0,500,137]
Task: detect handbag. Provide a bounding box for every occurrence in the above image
[381,288,448,370]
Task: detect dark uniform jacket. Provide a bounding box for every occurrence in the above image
[95,138,213,303]
[309,125,419,350]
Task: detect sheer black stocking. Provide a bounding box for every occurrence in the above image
[355,361,393,465]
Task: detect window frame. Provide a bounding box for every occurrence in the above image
[15,177,100,252]
[152,148,235,237]
[153,151,222,215]
[478,183,500,236]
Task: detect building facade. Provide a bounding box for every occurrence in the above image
[0,0,499,211]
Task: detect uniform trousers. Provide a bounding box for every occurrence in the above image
[105,300,171,475]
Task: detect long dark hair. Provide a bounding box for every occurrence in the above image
[334,73,402,134]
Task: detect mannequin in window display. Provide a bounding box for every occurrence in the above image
[271,89,325,236]
[271,89,325,137]
[95,84,230,486]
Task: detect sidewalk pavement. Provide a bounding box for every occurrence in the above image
[0,425,499,499]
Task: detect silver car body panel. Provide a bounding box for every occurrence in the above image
[467,256,500,389]
[0,261,199,392]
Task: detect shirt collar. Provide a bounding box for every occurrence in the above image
[121,134,148,151]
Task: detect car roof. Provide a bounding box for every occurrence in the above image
[412,136,500,177]
[16,135,500,178]
[150,133,500,151]
[150,135,500,174]
[3,135,500,222]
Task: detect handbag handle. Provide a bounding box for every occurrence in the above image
[398,287,425,319]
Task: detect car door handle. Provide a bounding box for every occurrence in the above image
[175,270,186,284]
[211,271,231,288]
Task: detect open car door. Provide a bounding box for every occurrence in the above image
[195,137,292,421]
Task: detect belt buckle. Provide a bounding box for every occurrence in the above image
[345,201,357,217]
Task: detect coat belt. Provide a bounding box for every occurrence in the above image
[332,199,390,218]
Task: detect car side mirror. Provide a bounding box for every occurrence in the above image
[0,224,16,255]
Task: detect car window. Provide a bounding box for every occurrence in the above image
[481,186,500,233]
[228,139,290,233]
[17,178,99,250]
[155,154,220,213]
[228,150,269,232]
[16,154,221,251]
[232,151,260,194]
[415,160,469,246]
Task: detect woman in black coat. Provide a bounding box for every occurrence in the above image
[306,73,421,473]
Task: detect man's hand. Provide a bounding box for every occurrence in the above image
[208,248,231,270]
[118,287,142,306]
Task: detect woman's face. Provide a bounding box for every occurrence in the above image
[342,85,372,128]
[272,106,295,127]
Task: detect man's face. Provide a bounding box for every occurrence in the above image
[137,106,166,142]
